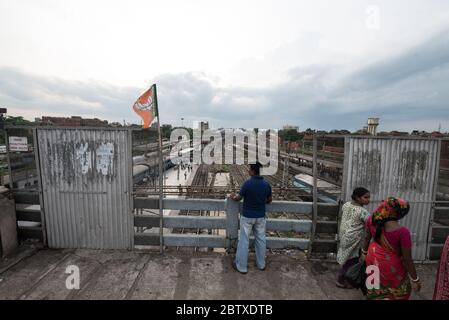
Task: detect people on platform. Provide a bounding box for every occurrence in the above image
[336,187,371,288]
[228,162,272,274]
[362,196,421,300]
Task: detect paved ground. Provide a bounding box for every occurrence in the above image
[0,245,438,300]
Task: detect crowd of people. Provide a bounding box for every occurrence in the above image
[337,187,449,300]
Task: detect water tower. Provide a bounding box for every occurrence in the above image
[367,118,379,136]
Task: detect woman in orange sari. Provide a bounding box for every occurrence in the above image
[361,196,421,300]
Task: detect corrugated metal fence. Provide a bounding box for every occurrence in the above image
[342,137,440,260]
[8,128,443,260]
[37,128,133,249]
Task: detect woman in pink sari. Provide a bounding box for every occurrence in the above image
[361,196,421,300]
[434,235,449,300]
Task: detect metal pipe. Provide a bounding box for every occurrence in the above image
[308,134,318,259]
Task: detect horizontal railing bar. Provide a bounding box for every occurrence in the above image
[266,219,311,233]
[17,226,43,240]
[134,234,226,248]
[134,196,339,214]
[134,215,314,233]
[134,215,227,229]
[15,204,41,212]
[16,210,42,222]
[134,217,337,235]
[134,233,309,249]
[312,239,338,253]
[13,192,40,205]
[315,221,338,234]
[134,197,226,211]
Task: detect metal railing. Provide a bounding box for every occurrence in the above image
[133,197,339,252]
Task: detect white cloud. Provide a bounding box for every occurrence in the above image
[1,1,449,131]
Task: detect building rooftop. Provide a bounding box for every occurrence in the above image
[0,245,438,300]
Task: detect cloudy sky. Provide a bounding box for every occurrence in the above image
[1,0,449,132]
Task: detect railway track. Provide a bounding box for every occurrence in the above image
[229,164,311,201]
[174,164,214,252]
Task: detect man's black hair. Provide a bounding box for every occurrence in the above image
[250,162,262,175]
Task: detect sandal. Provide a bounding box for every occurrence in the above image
[336,281,352,289]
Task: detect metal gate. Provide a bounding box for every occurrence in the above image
[37,128,133,249]
[342,137,440,261]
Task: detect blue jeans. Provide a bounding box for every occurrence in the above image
[235,216,266,273]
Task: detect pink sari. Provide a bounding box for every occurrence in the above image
[365,233,411,300]
[434,236,449,300]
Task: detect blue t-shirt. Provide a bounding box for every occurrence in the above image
[239,176,272,218]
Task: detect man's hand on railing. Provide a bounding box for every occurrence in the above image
[228,193,242,201]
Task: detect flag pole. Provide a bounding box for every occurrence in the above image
[153,84,164,254]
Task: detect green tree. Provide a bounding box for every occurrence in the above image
[279,129,301,142]
[5,116,33,126]
[161,124,173,140]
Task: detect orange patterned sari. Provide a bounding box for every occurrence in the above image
[365,233,411,300]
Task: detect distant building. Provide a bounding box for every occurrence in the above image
[431,131,444,138]
[389,131,409,136]
[41,116,108,127]
[110,122,123,127]
[200,121,209,132]
[283,125,299,132]
[367,118,379,136]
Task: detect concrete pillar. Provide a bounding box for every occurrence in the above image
[225,198,240,253]
[0,191,18,257]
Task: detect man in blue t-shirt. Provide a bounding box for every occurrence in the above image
[229,162,272,274]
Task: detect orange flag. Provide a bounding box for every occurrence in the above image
[133,84,158,128]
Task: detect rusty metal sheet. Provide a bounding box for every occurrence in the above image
[37,128,133,249]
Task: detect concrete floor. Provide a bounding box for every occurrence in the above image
[0,245,438,300]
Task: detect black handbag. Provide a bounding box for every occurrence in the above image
[344,260,368,295]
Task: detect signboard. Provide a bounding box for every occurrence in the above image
[0,145,6,154]
[9,136,28,152]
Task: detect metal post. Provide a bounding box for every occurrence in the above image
[307,134,318,259]
[426,139,442,260]
[32,128,48,247]
[225,198,239,253]
[154,84,164,254]
[4,129,13,191]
